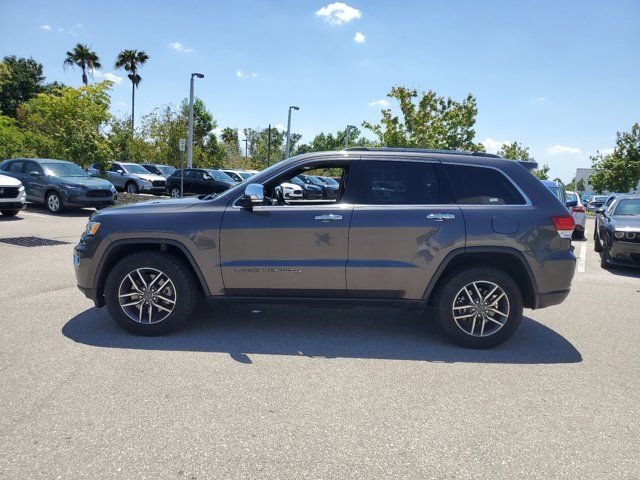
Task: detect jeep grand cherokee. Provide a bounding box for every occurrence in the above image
[74,148,576,348]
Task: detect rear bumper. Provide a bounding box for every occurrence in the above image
[537,289,571,308]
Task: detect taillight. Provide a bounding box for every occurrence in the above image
[551,216,575,239]
[571,205,586,213]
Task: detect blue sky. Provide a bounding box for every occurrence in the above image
[1,0,639,181]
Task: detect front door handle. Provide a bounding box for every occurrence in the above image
[315,214,343,222]
[427,213,456,222]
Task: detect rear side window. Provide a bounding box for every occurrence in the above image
[7,161,25,174]
[357,161,445,205]
[443,164,526,205]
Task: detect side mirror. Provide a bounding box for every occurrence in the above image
[565,199,578,207]
[241,183,264,209]
[117,170,124,175]
[595,207,604,214]
[29,171,41,177]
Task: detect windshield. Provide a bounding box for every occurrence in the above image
[205,169,236,182]
[239,172,254,180]
[566,191,578,202]
[158,165,176,175]
[593,196,608,202]
[42,162,89,177]
[321,176,339,186]
[614,199,640,216]
[307,176,325,186]
[122,163,151,174]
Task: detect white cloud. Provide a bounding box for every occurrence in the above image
[116,101,126,107]
[598,147,615,156]
[169,42,193,53]
[530,97,547,103]
[273,123,286,132]
[58,27,65,32]
[76,23,85,28]
[39,24,51,31]
[482,138,510,154]
[315,2,362,25]
[369,99,390,107]
[236,69,258,78]
[546,145,582,155]
[354,32,366,43]
[93,71,123,84]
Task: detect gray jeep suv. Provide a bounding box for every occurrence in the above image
[74,148,576,348]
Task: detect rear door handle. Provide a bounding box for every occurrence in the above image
[315,214,343,222]
[427,213,456,222]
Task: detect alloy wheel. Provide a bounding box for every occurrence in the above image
[127,183,138,194]
[451,280,510,337]
[170,188,181,198]
[47,193,60,212]
[118,267,177,324]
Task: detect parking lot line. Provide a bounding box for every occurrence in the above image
[577,243,587,273]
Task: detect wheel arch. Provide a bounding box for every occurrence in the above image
[94,239,210,307]
[423,247,539,309]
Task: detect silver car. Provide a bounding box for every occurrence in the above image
[88,162,166,195]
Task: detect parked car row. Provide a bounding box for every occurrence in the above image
[594,194,640,268]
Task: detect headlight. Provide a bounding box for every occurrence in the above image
[626,232,636,240]
[614,231,625,239]
[84,221,101,236]
[18,185,25,192]
[62,183,85,190]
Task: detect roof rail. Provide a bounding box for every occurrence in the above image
[343,146,502,159]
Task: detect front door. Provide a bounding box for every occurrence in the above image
[22,161,46,202]
[219,162,354,296]
[346,159,466,300]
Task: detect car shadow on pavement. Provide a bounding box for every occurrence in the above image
[62,303,582,365]
[26,205,96,217]
[604,265,640,279]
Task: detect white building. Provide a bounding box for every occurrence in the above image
[575,167,639,194]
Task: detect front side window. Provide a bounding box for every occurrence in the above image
[444,164,526,205]
[7,161,25,173]
[356,161,443,205]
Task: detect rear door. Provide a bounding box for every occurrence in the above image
[346,158,465,300]
[22,161,46,202]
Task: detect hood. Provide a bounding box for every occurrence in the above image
[134,173,165,182]
[58,176,115,189]
[611,216,640,230]
[96,197,200,217]
[0,173,22,187]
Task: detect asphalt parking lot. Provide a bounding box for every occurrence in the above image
[1,208,638,479]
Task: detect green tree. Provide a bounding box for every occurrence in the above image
[575,178,585,193]
[363,86,484,151]
[63,44,102,86]
[295,126,374,154]
[497,141,534,161]
[590,123,640,193]
[532,165,550,180]
[0,115,38,158]
[114,49,149,128]
[17,81,113,168]
[0,56,46,117]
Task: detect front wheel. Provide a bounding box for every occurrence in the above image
[104,251,199,335]
[46,191,63,214]
[600,234,611,269]
[125,182,139,194]
[433,267,523,349]
[170,186,181,198]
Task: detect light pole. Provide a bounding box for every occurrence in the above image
[285,105,299,158]
[345,125,356,148]
[187,73,204,168]
[243,139,248,157]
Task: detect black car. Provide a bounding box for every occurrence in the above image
[166,168,237,198]
[291,175,323,199]
[299,174,339,200]
[0,158,117,213]
[594,195,640,268]
[142,164,176,178]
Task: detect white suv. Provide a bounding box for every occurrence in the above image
[0,173,27,217]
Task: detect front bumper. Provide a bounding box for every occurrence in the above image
[64,191,117,208]
[608,240,640,267]
[0,190,27,210]
[141,185,166,194]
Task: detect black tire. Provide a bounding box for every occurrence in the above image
[594,229,603,252]
[125,181,139,194]
[45,191,64,214]
[433,266,523,349]
[600,234,611,269]
[104,251,199,335]
[170,186,181,198]
[1,209,20,217]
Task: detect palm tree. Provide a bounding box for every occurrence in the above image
[114,49,149,128]
[63,44,101,85]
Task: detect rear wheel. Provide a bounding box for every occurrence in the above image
[1,209,20,217]
[104,251,199,335]
[170,186,181,198]
[46,191,63,214]
[433,267,523,348]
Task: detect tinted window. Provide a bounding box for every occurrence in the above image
[184,170,197,179]
[566,191,578,202]
[614,199,640,216]
[42,162,88,177]
[444,165,526,205]
[24,161,43,175]
[196,170,211,181]
[358,161,443,205]
[7,161,25,173]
